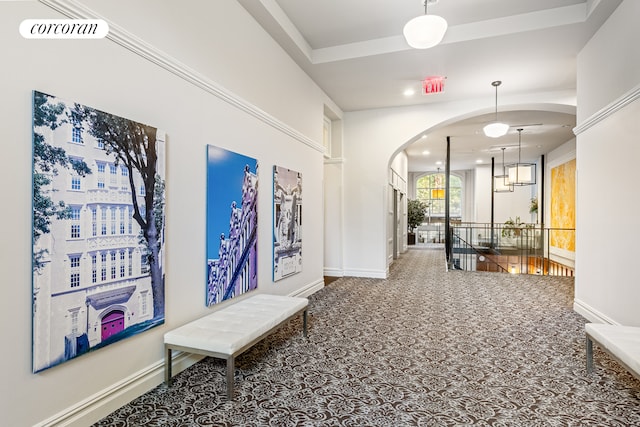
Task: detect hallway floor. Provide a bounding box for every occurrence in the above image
[95,248,640,426]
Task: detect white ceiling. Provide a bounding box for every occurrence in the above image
[237,0,622,171]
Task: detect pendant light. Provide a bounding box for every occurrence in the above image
[494,147,514,192]
[506,128,536,186]
[483,81,509,138]
[403,0,448,49]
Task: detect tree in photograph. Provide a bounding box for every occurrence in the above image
[78,106,165,319]
[32,92,91,271]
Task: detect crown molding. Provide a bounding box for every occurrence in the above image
[574,84,640,136]
[39,0,324,154]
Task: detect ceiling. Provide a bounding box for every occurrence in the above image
[237,0,622,171]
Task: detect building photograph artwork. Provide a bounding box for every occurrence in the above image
[31,91,166,373]
[206,145,258,306]
[273,165,302,281]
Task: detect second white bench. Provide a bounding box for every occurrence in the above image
[164,293,309,399]
[585,323,640,381]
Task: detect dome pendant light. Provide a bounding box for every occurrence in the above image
[403,0,448,49]
[483,81,509,138]
[506,128,536,186]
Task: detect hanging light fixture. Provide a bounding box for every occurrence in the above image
[403,0,448,49]
[494,147,514,193]
[483,81,509,138]
[506,128,536,186]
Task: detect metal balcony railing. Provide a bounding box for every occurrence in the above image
[447,223,575,276]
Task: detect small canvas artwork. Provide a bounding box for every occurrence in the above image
[206,145,258,306]
[31,91,166,372]
[273,165,302,281]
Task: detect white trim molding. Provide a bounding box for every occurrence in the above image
[39,0,324,154]
[324,157,346,165]
[574,299,620,325]
[342,268,388,279]
[290,278,325,298]
[574,84,640,135]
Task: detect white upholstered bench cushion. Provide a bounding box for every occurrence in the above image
[164,294,308,356]
[586,323,640,375]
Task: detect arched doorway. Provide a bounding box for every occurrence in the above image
[101,310,125,341]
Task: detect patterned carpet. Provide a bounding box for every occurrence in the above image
[95,248,640,426]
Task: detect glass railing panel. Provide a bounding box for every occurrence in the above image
[449,223,574,277]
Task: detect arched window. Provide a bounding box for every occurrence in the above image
[415,173,462,219]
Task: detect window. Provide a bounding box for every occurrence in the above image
[110,164,117,186]
[110,209,116,235]
[91,208,97,237]
[91,254,97,283]
[128,207,133,234]
[97,163,105,189]
[70,310,79,335]
[97,138,104,149]
[121,166,129,191]
[70,206,81,239]
[101,253,107,281]
[101,209,107,236]
[70,255,80,287]
[71,176,81,191]
[111,252,117,279]
[120,250,126,278]
[72,126,82,144]
[128,251,133,276]
[139,182,145,196]
[120,208,125,234]
[415,173,463,219]
[141,253,149,274]
[140,291,148,316]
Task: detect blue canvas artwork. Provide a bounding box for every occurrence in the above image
[206,145,258,306]
[273,165,302,281]
[31,91,166,372]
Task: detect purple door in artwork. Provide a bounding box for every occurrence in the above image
[101,310,125,341]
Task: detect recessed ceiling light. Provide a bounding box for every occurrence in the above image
[404,88,416,97]
[421,134,427,139]
[476,159,483,164]
[435,161,443,165]
[422,150,430,155]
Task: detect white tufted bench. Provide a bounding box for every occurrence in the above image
[164,294,309,399]
[585,323,640,381]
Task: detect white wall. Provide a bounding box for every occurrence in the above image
[574,0,640,325]
[0,1,332,425]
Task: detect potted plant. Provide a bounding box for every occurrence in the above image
[529,197,538,215]
[407,199,427,245]
[529,196,538,223]
[502,216,525,238]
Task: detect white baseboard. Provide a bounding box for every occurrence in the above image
[323,267,344,277]
[290,278,324,298]
[573,298,619,325]
[35,351,203,427]
[36,277,325,427]
[342,268,388,279]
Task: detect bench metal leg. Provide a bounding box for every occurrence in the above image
[303,309,308,338]
[586,335,593,374]
[165,347,173,385]
[226,357,235,400]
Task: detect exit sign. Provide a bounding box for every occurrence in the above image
[422,76,446,94]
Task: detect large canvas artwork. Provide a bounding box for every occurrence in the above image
[273,165,302,281]
[550,159,576,252]
[32,91,166,372]
[206,145,258,306]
